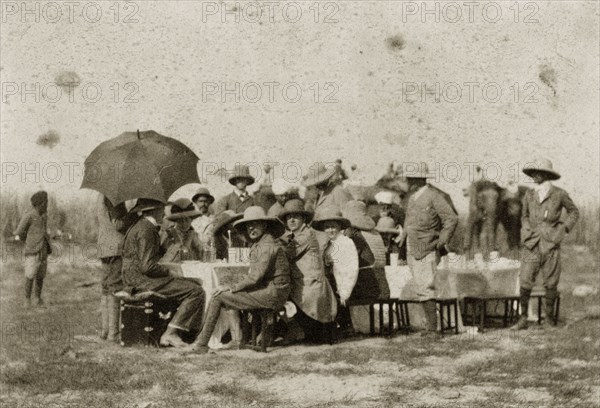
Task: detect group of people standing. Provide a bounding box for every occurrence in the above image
[13,157,579,351]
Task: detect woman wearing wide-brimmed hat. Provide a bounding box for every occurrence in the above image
[161,198,203,262]
[214,164,256,214]
[312,207,358,308]
[188,206,291,353]
[278,199,337,344]
[512,157,579,331]
[302,162,353,213]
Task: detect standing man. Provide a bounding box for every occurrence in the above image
[214,165,255,214]
[191,187,216,249]
[303,162,352,213]
[404,163,458,332]
[97,194,127,341]
[268,179,299,217]
[513,158,579,330]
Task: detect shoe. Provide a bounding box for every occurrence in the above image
[179,343,210,354]
[542,318,557,329]
[35,298,46,309]
[511,316,529,331]
[24,298,32,309]
[220,341,243,351]
[159,334,188,348]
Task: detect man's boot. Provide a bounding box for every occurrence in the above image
[512,287,531,330]
[544,289,558,327]
[24,278,33,308]
[100,295,109,340]
[107,295,121,342]
[33,277,45,307]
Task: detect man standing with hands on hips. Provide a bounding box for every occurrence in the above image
[403,163,458,333]
[513,158,579,330]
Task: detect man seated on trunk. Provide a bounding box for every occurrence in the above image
[121,198,206,348]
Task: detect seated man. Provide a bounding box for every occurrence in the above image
[187,206,290,353]
[121,199,206,348]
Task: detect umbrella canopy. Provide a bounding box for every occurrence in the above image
[81,130,200,205]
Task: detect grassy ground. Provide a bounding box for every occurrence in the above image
[1,245,599,408]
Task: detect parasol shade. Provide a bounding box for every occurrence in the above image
[81,130,200,205]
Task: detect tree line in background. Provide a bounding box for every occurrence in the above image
[0,191,598,252]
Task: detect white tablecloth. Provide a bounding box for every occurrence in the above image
[180,261,250,349]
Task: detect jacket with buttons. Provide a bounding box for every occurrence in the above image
[521,185,579,253]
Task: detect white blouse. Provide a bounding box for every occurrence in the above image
[324,234,359,305]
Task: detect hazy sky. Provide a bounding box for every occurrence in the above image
[1,1,598,211]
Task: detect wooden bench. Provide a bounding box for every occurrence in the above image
[346,298,397,337]
[462,295,520,333]
[394,298,460,335]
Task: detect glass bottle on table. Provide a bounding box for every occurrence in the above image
[205,238,217,263]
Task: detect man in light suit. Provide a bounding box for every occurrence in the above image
[404,163,458,332]
[513,158,579,330]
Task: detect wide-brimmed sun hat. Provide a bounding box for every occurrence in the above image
[522,157,561,180]
[311,207,351,231]
[228,164,256,186]
[191,187,215,204]
[233,206,285,238]
[302,162,337,187]
[342,200,376,231]
[213,210,244,236]
[129,198,165,215]
[374,191,394,205]
[166,198,202,221]
[271,179,294,196]
[278,199,314,224]
[375,216,400,235]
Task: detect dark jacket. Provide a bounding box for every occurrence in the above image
[344,227,375,269]
[160,226,203,262]
[404,185,458,260]
[214,192,254,214]
[521,185,579,253]
[14,209,51,256]
[121,217,173,291]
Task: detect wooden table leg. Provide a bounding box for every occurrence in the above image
[369,304,375,336]
[454,299,459,334]
[388,301,394,336]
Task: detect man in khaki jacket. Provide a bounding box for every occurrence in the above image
[403,163,458,332]
[513,158,579,329]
